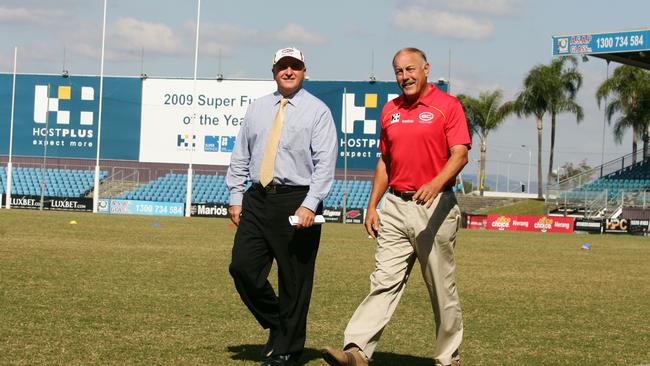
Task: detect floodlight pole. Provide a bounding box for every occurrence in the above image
[40,84,51,211]
[342,87,347,224]
[92,0,108,213]
[185,0,201,217]
[5,47,17,209]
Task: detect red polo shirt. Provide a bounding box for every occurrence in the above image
[379,85,471,191]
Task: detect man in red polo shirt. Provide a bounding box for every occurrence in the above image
[321,47,471,366]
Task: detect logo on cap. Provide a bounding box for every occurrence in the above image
[273,47,304,65]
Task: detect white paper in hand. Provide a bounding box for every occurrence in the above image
[289,215,325,226]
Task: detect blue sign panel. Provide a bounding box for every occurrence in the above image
[98,198,184,216]
[0,74,141,160]
[304,81,401,170]
[552,29,650,56]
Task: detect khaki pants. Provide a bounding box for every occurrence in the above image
[343,191,463,365]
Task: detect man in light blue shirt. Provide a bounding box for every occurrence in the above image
[226,47,337,366]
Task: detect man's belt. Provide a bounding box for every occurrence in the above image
[388,186,453,201]
[251,183,309,194]
[388,187,416,200]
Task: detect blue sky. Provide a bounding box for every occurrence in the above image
[1,0,649,189]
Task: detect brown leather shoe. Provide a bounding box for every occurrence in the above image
[321,346,368,366]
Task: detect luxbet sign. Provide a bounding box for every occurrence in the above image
[487,215,574,234]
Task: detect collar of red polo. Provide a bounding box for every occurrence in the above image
[395,84,438,109]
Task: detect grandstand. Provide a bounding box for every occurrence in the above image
[113,172,373,209]
[549,151,650,218]
[0,166,107,198]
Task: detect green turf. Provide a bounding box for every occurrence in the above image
[485,199,547,216]
[1,209,649,365]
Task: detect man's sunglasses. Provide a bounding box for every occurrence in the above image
[275,61,305,71]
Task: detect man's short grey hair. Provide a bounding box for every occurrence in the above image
[392,47,428,68]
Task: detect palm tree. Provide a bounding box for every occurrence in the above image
[512,56,583,199]
[512,63,552,199]
[596,65,650,162]
[458,90,514,196]
[545,57,584,195]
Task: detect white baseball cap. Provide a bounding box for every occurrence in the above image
[272,47,305,65]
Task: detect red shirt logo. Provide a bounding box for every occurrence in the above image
[418,111,434,123]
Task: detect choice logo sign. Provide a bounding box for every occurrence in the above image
[487,215,574,233]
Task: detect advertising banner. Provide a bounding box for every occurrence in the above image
[627,219,649,235]
[604,218,629,233]
[574,219,603,233]
[322,208,343,223]
[486,215,574,233]
[98,199,184,216]
[0,74,141,160]
[1,74,446,171]
[189,203,229,218]
[466,214,488,229]
[138,78,404,170]
[344,208,365,224]
[553,29,650,56]
[604,218,650,234]
[139,79,276,165]
[304,81,401,170]
[4,195,41,209]
[3,195,92,211]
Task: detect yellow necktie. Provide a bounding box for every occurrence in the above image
[259,98,288,187]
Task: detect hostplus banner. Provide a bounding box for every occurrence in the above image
[303,81,401,170]
[0,74,141,160]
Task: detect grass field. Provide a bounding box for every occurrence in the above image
[1,209,649,366]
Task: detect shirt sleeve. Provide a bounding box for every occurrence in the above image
[445,98,472,149]
[301,106,338,211]
[226,103,253,206]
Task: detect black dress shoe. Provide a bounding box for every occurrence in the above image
[260,353,299,366]
[260,328,277,359]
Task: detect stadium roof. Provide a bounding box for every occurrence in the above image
[552,28,650,70]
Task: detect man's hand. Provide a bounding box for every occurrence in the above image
[412,181,442,208]
[229,205,242,226]
[364,207,380,239]
[294,206,315,229]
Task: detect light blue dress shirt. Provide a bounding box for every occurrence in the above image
[226,88,338,212]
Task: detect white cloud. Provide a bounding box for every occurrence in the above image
[0,6,67,25]
[391,7,494,40]
[0,6,31,21]
[201,42,234,57]
[110,17,182,55]
[272,23,327,45]
[414,0,523,16]
[199,22,259,43]
[199,21,327,46]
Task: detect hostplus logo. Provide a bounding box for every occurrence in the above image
[340,92,398,159]
[33,84,95,148]
[177,134,196,151]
